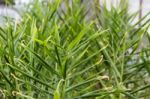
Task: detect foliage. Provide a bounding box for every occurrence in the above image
[0,0,150,99]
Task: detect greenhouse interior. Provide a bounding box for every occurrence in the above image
[0,0,150,99]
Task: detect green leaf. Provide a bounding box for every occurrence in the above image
[21,44,60,76]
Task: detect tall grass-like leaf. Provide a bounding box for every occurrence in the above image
[0,0,150,98]
[21,44,60,76]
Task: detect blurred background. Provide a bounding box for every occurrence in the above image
[0,0,150,25]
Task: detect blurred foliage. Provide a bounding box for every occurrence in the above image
[0,0,14,5]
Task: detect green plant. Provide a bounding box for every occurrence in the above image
[0,0,150,99]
